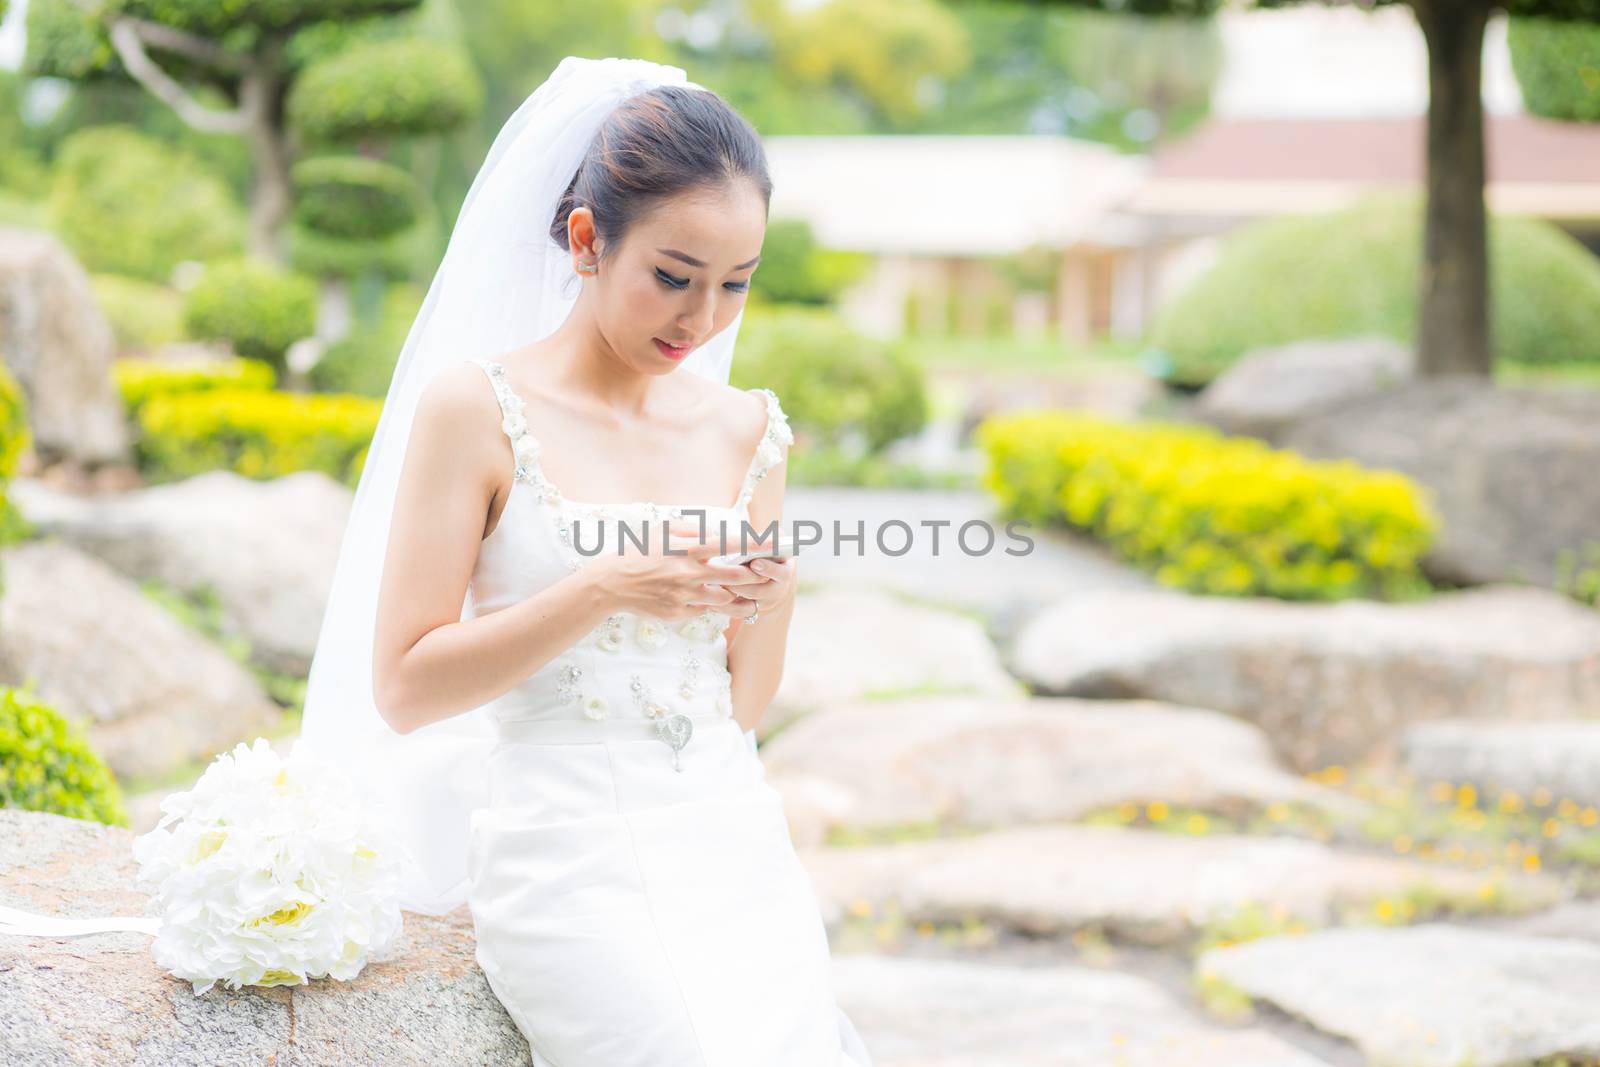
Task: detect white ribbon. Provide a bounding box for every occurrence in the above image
[0,903,160,937]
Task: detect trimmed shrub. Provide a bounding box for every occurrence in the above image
[181,258,318,374]
[291,155,418,241]
[46,125,243,282]
[977,410,1438,600]
[287,38,483,144]
[106,0,420,37]
[0,684,127,827]
[749,219,871,306]
[1508,16,1600,122]
[135,388,381,487]
[90,274,185,352]
[308,281,421,397]
[731,305,927,453]
[1146,195,1600,385]
[112,356,277,421]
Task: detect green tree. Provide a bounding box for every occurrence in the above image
[25,0,482,268]
[984,0,1600,380]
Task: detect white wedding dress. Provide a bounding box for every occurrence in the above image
[461,359,872,1066]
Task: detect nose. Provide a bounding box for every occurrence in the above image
[680,285,716,338]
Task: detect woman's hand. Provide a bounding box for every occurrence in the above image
[720,555,797,621]
[589,519,758,621]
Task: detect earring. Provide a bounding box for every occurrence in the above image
[575,261,596,275]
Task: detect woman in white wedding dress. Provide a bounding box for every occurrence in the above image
[354,59,873,1067]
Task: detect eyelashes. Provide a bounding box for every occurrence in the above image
[655,268,749,293]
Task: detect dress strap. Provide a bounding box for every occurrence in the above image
[734,387,794,510]
[469,359,560,501]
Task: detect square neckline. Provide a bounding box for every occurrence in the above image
[477,359,778,514]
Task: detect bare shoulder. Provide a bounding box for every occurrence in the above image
[410,360,506,488]
[697,378,773,448]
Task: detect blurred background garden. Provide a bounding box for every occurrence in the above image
[3,0,1600,1064]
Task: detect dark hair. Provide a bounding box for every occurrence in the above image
[548,84,771,290]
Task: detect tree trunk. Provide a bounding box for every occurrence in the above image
[1411,0,1492,378]
[241,36,291,265]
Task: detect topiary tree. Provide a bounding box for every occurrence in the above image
[24,0,482,272]
[980,0,1600,380]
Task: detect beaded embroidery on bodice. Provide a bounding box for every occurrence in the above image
[464,357,793,732]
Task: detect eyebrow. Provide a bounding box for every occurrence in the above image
[657,248,761,271]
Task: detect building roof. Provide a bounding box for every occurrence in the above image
[1123,114,1600,220]
[763,135,1147,257]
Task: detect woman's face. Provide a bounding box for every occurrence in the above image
[572,181,766,375]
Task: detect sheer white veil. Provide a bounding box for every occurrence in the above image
[293,57,747,916]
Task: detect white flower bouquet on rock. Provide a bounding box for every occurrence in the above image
[132,738,405,995]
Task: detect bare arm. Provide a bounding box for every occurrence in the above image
[371,364,750,735]
[724,437,795,735]
[370,364,613,734]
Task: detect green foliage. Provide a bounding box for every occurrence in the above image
[750,219,871,306]
[1051,8,1222,148]
[135,387,381,486]
[1556,540,1600,608]
[112,355,278,421]
[0,685,128,828]
[0,70,48,196]
[1146,195,1600,384]
[1508,16,1600,121]
[291,155,418,241]
[309,281,421,396]
[108,0,422,37]
[23,0,122,80]
[47,125,243,283]
[977,409,1438,600]
[0,363,29,485]
[90,275,185,353]
[0,363,32,563]
[285,215,432,280]
[181,258,318,373]
[731,305,928,454]
[288,37,483,145]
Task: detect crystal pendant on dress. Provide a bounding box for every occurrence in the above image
[655,713,693,772]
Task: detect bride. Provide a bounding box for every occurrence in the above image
[296,57,874,1066]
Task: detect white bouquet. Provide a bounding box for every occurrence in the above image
[132,738,405,995]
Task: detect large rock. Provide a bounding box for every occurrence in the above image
[1009,584,1600,773]
[0,227,129,466]
[1401,719,1600,812]
[10,470,353,675]
[1280,379,1600,587]
[830,953,1338,1067]
[769,587,1021,739]
[799,823,1564,946]
[762,694,1363,846]
[0,809,531,1066]
[0,540,283,781]
[1197,923,1600,1067]
[1193,336,1414,444]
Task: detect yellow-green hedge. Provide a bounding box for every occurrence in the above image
[135,388,380,488]
[977,411,1439,600]
[0,362,31,563]
[0,684,127,827]
[112,356,278,421]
